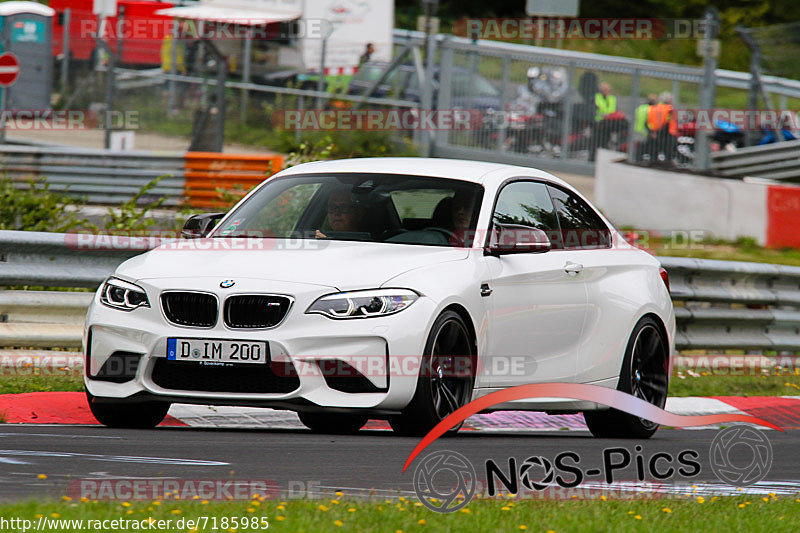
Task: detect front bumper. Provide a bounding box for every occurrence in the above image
[84,277,436,413]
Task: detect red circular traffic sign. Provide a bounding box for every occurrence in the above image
[0,53,20,88]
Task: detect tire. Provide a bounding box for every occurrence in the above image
[298,412,367,434]
[583,316,669,439]
[86,390,170,429]
[390,310,475,437]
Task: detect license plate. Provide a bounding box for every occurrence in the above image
[166,338,268,365]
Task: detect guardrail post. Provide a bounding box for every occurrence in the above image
[559,61,575,159]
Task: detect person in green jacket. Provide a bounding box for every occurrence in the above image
[595,82,616,122]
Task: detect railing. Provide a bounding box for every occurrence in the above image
[0,144,186,206]
[709,139,800,183]
[660,256,800,351]
[1,231,799,353]
[0,145,283,207]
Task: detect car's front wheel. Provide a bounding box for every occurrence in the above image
[297,412,367,434]
[86,390,170,429]
[583,316,669,439]
[390,310,475,437]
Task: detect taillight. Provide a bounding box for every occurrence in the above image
[659,267,670,293]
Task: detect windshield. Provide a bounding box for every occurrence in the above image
[211,173,485,248]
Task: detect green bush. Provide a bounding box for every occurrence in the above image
[0,176,88,232]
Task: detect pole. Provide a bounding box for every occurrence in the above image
[60,8,71,96]
[167,20,178,111]
[695,8,718,172]
[316,37,327,110]
[0,88,7,145]
[627,69,640,161]
[240,28,252,123]
[421,0,438,157]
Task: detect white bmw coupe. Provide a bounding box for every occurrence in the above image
[84,158,674,438]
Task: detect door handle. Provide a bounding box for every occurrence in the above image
[564,262,584,275]
[480,283,492,297]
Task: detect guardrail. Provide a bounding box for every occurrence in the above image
[709,139,800,183]
[0,145,282,207]
[1,231,799,352]
[660,256,800,351]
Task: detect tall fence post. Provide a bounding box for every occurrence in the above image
[497,55,510,152]
[559,61,575,159]
[94,39,116,150]
[627,69,640,161]
[422,11,437,156]
[316,37,327,110]
[437,43,453,150]
[167,21,178,111]
[240,29,252,123]
[60,8,71,96]
[695,7,719,172]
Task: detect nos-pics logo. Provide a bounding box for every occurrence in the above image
[412,425,773,513]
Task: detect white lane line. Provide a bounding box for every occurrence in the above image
[0,433,121,439]
[0,450,229,466]
[0,457,30,464]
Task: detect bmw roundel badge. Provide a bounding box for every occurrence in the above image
[220,280,235,288]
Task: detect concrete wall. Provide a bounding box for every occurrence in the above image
[595,150,769,245]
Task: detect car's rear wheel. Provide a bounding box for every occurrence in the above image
[86,390,170,429]
[583,316,669,439]
[297,412,367,434]
[390,310,475,437]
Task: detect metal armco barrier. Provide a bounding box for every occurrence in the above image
[1,231,800,352]
[0,145,186,205]
[660,256,800,351]
[0,145,281,207]
[710,139,800,183]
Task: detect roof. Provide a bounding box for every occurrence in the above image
[155,2,300,26]
[0,1,54,17]
[277,157,567,188]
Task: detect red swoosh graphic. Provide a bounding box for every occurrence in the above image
[402,383,783,472]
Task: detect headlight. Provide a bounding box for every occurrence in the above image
[100,277,150,311]
[306,289,419,319]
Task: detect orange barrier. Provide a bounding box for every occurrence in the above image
[183,152,283,208]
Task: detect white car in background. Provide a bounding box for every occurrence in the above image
[84,158,674,438]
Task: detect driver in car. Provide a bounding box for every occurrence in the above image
[448,189,479,247]
[316,189,366,238]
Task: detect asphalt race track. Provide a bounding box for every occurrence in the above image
[1,426,799,501]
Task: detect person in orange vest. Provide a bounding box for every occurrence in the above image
[639,92,678,161]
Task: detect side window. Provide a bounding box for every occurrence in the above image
[548,186,611,249]
[492,181,560,242]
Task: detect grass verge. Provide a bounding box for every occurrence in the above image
[0,373,84,395]
[0,496,797,532]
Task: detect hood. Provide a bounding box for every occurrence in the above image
[115,239,470,291]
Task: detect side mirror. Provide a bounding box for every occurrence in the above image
[181,213,225,239]
[485,225,552,256]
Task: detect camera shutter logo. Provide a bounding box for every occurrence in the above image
[519,456,555,491]
[709,425,772,487]
[413,450,477,513]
